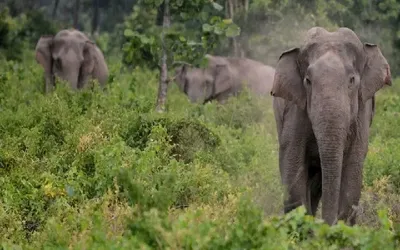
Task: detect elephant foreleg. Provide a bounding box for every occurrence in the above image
[278,107,312,215]
[338,160,363,226]
[280,143,308,214]
[307,165,322,216]
[45,73,55,93]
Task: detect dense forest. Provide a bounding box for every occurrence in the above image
[1,0,400,249]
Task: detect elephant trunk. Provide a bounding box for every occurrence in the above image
[44,72,55,93]
[311,95,350,225]
[63,67,80,90]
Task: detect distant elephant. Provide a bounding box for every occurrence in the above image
[35,29,109,92]
[271,27,392,226]
[174,54,275,104]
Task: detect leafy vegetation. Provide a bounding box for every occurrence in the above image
[122,0,240,68]
[0,53,398,249]
[2,0,400,249]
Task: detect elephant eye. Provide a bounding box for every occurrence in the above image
[304,77,311,86]
[349,76,355,85]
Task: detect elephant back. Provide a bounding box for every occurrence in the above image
[227,57,276,96]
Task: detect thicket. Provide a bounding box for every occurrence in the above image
[1,0,400,249]
[0,54,398,249]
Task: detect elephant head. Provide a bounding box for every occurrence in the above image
[174,56,233,104]
[35,29,106,92]
[271,27,391,225]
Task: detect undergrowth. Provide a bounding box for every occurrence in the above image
[0,54,400,249]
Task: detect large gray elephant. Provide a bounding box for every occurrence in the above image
[271,27,392,226]
[174,54,275,104]
[35,29,109,92]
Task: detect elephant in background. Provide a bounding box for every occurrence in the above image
[271,27,391,226]
[35,29,109,93]
[174,54,275,104]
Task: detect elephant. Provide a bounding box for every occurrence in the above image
[271,27,392,226]
[35,29,109,92]
[174,54,275,104]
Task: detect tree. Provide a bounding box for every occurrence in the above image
[74,0,80,29]
[52,0,60,20]
[122,0,240,112]
[91,0,100,36]
[155,0,170,112]
[225,0,249,57]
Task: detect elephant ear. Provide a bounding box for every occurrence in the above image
[212,64,232,95]
[35,35,54,73]
[82,41,96,75]
[361,43,392,103]
[270,48,306,110]
[174,64,188,92]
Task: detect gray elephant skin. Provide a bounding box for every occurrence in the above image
[271,27,392,226]
[174,54,275,104]
[35,29,109,92]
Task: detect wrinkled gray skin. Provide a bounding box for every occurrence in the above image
[271,27,392,226]
[35,29,109,92]
[175,54,275,104]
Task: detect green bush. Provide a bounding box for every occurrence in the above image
[0,8,56,62]
[0,51,399,249]
[121,116,220,163]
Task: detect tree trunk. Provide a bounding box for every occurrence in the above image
[91,0,100,37]
[227,0,238,56]
[243,0,249,22]
[240,0,249,58]
[155,0,171,113]
[52,0,60,20]
[73,0,80,29]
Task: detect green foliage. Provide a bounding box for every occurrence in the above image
[121,116,220,163]
[364,79,400,192]
[122,0,240,68]
[18,10,58,45]
[0,8,26,61]
[3,0,400,248]
[0,51,399,248]
[3,0,400,76]
[0,8,56,61]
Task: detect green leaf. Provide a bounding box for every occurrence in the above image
[213,26,224,35]
[140,35,151,44]
[202,23,213,32]
[175,0,184,7]
[124,29,135,37]
[225,24,241,38]
[211,2,224,11]
[222,19,233,24]
[180,12,188,19]
[187,41,201,46]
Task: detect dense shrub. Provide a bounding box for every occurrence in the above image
[121,116,221,163]
[0,53,399,249]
